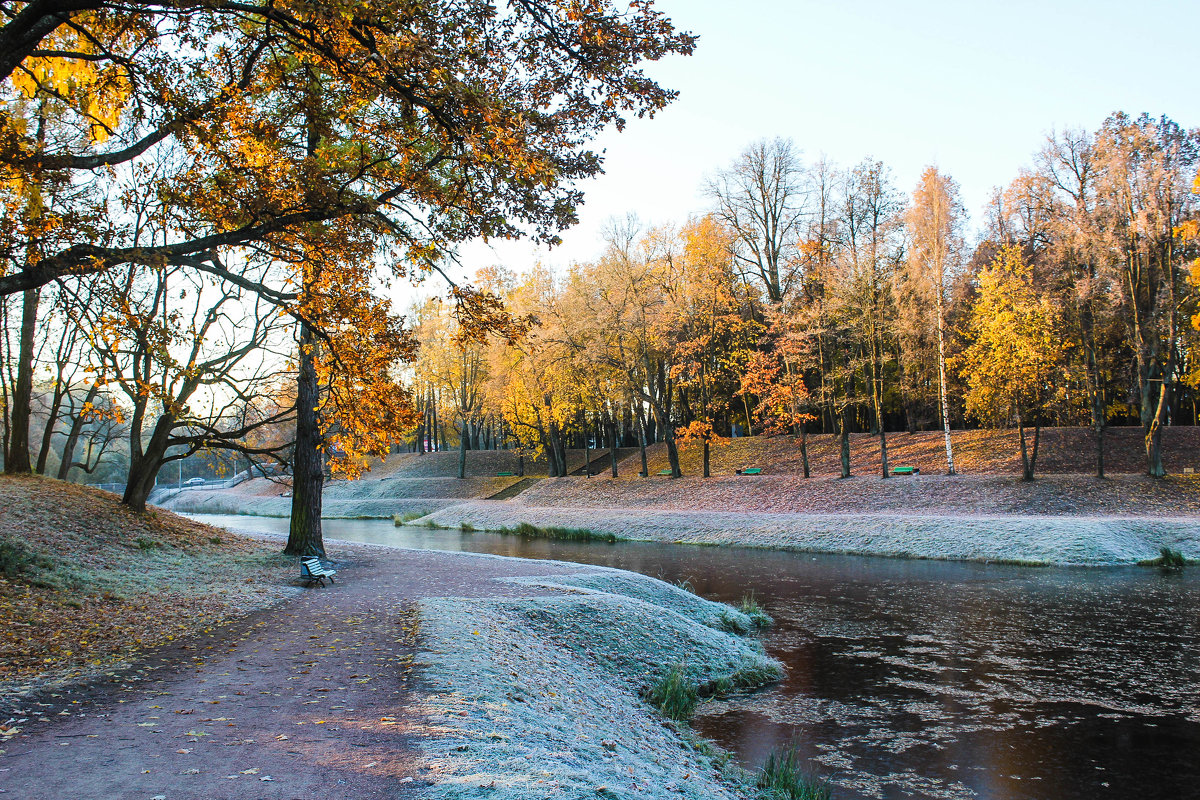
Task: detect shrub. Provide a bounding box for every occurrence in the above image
[716,608,750,635]
[740,591,773,629]
[134,537,162,551]
[1140,547,1187,569]
[0,537,69,589]
[645,663,698,721]
[0,537,55,578]
[756,745,832,800]
[460,522,476,533]
[393,510,431,525]
[1159,546,1186,569]
[503,522,617,543]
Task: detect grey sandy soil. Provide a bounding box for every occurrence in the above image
[0,544,584,800]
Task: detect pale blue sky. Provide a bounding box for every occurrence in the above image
[448,0,1200,285]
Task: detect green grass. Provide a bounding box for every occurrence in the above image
[460,522,476,533]
[0,536,68,588]
[674,577,696,594]
[740,591,773,628]
[756,745,832,800]
[702,661,784,697]
[1140,546,1187,569]
[134,536,163,551]
[645,663,698,721]
[393,510,432,525]
[498,521,618,543]
[647,659,783,723]
[716,608,750,635]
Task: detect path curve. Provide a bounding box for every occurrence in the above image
[1,543,585,800]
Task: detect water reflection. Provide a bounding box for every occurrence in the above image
[189,514,1200,800]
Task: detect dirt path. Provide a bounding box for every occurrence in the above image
[1,544,584,800]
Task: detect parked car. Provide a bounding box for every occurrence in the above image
[184,477,206,486]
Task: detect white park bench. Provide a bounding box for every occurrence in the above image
[300,557,337,587]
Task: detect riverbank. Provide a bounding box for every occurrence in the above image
[163,472,1200,566]
[423,499,1200,565]
[1,493,780,799]
[162,475,521,518]
[0,476,294,702]
[414,567,780,798]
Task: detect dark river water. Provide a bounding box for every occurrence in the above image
[190,514,1200,800]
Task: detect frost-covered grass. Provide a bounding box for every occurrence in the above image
[413,568,782,799]
[164,492,462,518]
[756,745,832,800]
[393,509,434,525]
[425,503,1200,566]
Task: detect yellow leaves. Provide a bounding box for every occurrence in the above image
[959,246,1064,424]
[12,30,133,144]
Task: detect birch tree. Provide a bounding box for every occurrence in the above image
[905,167,966,475]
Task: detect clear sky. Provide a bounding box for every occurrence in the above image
[444,0,1200,287]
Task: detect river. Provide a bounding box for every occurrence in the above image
[189,514,1200,800]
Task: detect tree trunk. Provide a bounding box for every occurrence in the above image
[5,288,38,474]
[1144,359,1171,478]
[838,413,850,479]
[582,412,590,477]
[878,428,889,479]
[935,291,956,475]
[1082,307,1105,479]
[57,384,99,480]
[800,423,810,478]
[457,418,467,479]
[609,413,619,478]
[635,405,649,476]
[1146,418,1165,478]
[122,414,174,512]
[36,381,65,474]
[285,318,325,557]
[1031,422,1040,478]
[431,394,440,452]
[547,419,563,477]
[1017,414,1033,482]
[702,438,710,478]
[665,429,681,478]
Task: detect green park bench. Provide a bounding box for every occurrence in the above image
[300,557,337,588]
[891,466,920,475]
[496,471,516,477]
[737,467,763,475]
[656,468,673,476]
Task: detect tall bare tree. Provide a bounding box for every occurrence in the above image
[707,138,808,304]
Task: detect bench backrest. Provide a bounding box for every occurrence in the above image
[301,557,329,576]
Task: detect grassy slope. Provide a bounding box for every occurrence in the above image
[510,473,1200,516]
[0,476,292,699]
[416,570,780,799]
[620,427,1200,479]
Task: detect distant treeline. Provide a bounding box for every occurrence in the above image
[408,113,1199,481]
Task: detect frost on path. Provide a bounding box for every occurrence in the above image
[413,571,782,799]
